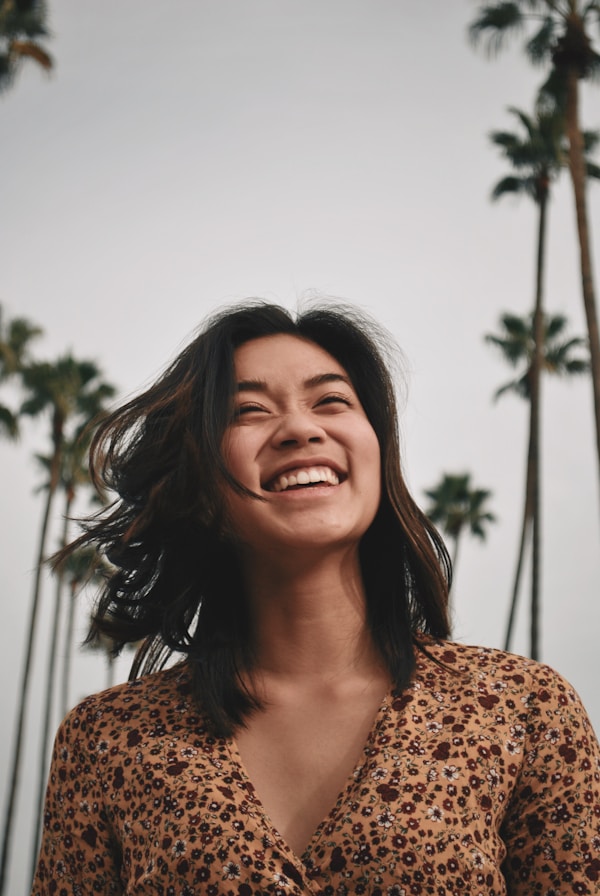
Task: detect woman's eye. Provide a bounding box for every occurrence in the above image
[235,403,265,417]
[317,394,351,408]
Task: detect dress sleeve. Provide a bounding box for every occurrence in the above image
[501,666,600,895]
[30,705,123,896]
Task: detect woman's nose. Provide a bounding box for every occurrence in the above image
[271,412,325,448]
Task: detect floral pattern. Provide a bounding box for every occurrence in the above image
[32,640,600,895]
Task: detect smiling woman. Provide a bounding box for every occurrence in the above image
[31,303,600,896]
[222,333,382,557]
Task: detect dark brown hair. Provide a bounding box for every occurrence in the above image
[69,302,451,735]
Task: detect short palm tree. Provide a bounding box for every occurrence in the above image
[424,473,496,582]
[59,545,108,715]
[0,304,42,438]
[469,0,600,516]
[486,312,589,659]
[30,426,111,870]
[0,355,115,893]
[0,0,52,93]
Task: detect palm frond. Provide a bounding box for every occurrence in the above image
[537,66,568,116]
[489,106,571,208]
[0,1,49,40]
[490,129,522,150]
[487,310,589,401]
[581,1,600,18]
[485,330,529,366]
[491,174,530,199]
[469,3,525,54]
[544,313,568,340]
[582,129,600,153]
[564,358,591,375]
[587,53,600,82]
[424,473,495,543]
[506,106,536,138]
[525,17,556,64]
[0,51,13,91]
[493,375,530,401]
[0,305,42,376]
[0,404,19,438]
[586,160,600,179]
[544,336,590,373]
[499,312,533,339]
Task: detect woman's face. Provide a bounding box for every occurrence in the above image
[221,333,381,557]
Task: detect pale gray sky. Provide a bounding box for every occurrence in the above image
[2,3,599,892]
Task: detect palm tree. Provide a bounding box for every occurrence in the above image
[30,421,113,873]
[469,0,600,514]
[488,107,597,661]
[59,545,108,716]
[0,304,42,438]
[486,312,589,658]
[0,355,115,895]
[0,0,52,94]
[424,473,496,581]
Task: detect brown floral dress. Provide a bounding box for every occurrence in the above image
[32,640,600,895]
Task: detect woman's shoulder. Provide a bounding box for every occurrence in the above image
[58,662,198,738]
[415,636,585,706]
[407,637,598,747]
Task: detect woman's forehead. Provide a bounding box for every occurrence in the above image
[233,333,349,382]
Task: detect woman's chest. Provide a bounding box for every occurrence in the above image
[97,710,522,894]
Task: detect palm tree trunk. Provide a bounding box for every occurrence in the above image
[31,491,72,879]
[60,580,76,719]
[530,485,541,659]
[450,533,461,591]
[529,183,547,662]
[503,355,539,657]
[565,67,600,515]
[504,186,546,656]
[0,450,61,895]
[106,652,116,690]
[503,478,532,651]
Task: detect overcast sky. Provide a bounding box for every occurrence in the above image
[2,3,600,891]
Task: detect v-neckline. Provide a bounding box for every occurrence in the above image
[226,687,392,864]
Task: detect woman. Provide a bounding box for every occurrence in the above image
[32,303,600,895]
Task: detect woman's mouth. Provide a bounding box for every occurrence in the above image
[265,466,342,492]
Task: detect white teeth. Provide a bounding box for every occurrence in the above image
[270,466,340,492]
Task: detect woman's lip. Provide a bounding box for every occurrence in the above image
[267,479,344,497]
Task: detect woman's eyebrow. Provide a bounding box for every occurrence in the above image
[303,373,353,389]
[236,373,352,392]
[236,379,267,392]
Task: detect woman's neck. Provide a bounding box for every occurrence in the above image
[241,547,383,685]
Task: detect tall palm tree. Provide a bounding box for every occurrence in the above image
[424,473,496,580]
[486,312,589,658]
[0,0,52,93]
[0,304,42,438]
[488,107,598,661]
[470,0,600,513]
[0,355,115,895]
